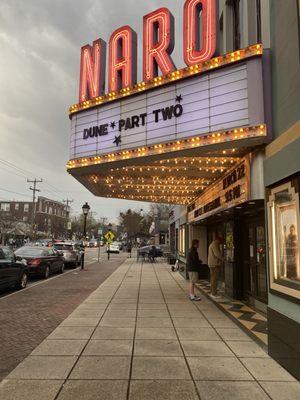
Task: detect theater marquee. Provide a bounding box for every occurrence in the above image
[71,57,264,160]
[67,0,269,205]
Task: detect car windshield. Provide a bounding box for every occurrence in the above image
[15,247,44,257]
[54,244,73,251]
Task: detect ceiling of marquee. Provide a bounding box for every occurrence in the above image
[71,148,245,205]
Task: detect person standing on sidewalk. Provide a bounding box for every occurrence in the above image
[208,235,223,299]
[80,242,86,270]
[127,242,132,258]
[187,239,202,301]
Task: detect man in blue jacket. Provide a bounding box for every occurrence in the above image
[187,239,202,301]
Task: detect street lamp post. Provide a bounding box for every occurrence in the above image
[81,202,90,270]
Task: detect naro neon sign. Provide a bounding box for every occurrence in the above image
[79,0,216,103]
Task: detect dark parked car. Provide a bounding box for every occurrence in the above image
[15,246,65,279]
[0,246,28,291]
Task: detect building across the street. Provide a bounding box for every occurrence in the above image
[66,0,300,379]
[0,196,69,238]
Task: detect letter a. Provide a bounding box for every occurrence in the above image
[79,39,106,102]
[109,26,137,92]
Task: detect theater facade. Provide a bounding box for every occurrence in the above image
[67,0,300,379]
[67,2,270,311]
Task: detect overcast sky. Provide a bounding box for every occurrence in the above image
[0,0,185,222]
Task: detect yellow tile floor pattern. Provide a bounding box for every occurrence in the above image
[195,280,268,346]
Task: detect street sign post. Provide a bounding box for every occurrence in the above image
[105,230,114,260]
[97,228,103,263]
[104,231,115,242]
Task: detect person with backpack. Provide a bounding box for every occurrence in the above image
[187,239,202,301]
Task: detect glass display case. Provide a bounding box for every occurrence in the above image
[268,182,300,300]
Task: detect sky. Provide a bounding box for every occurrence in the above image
[0,0,186,223]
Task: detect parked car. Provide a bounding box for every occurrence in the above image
[53,242,81,268]
[0,246,28,291]
[15,246,64,279]
[106,242,120,254]
[88,239,98,248]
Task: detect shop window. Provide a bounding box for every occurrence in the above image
[267,182,300,300]
[179,225,186,256]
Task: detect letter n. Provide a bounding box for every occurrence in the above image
[79,39,106,102]
[183,0,216,66]
[109,26,137,92]
[143,7,176,81]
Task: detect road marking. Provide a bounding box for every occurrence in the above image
[0,260,96,301]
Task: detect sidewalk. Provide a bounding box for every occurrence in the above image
[1,258,299,400]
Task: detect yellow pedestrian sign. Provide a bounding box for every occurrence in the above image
[104,231,115,242]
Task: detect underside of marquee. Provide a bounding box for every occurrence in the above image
[67,129,267,205]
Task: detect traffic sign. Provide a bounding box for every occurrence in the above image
[98,228,103,235]
[104,231,115,242]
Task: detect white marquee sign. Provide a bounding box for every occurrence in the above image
[70,58,264,159]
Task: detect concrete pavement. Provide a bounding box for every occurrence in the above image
[1,258,299,400]
[0,251,126,381]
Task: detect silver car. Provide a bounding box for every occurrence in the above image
[54,242,81,268]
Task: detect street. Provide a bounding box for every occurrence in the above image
[0,248,128,381]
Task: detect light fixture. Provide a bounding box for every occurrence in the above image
[82,202,90,215]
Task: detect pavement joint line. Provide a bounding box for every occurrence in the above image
[125,258,143,400]
[52,257,135,400]
[166,263,274,400]
[152,262,202,400]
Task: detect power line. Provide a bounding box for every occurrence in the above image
[0,157,70,198]
[0,159,33,178]
[0,187,32,199]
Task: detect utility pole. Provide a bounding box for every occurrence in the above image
[63,199,73,239]
[27,178,43,240]
[89,211,97,239]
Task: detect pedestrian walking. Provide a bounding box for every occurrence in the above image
[208,235,223,298]
[127,242,132,258]
[187,239,202,301]
[148,245,156,263]
[80,242,86,270]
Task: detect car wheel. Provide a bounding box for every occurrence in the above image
[44,265,50,279]
[60,262,65,274]
[16,272,28,290]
